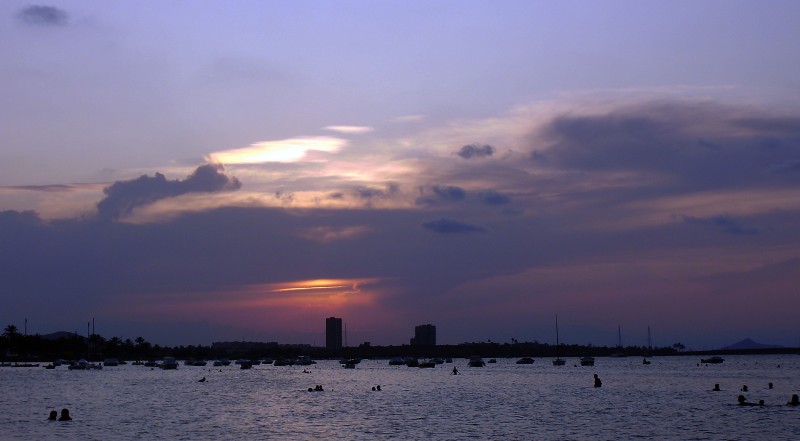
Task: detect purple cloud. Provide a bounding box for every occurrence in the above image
[96,164,241,221]
[458,143,495,159]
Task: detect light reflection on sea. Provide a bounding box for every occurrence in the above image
[1,355,799,440]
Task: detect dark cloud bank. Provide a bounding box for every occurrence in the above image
[535,100,800,190]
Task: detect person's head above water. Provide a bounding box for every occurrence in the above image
[58,408,71,421]
[48,410,57,420]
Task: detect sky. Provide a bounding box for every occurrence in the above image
[2,0,800,350]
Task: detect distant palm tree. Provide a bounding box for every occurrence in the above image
[3,324,19,339]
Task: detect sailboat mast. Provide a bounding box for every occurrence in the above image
[555,315,560,346]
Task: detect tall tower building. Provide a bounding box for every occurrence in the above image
[326,317,343,350]
[410,324,436,346]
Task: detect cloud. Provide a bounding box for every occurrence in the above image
[0,209,42,226]
[416,185,466,206]
[679,214,758,236]
[7,184,74,193]
[535,100,800,191]
[16,5,68,26]
[324,125,374,134]
[421,217,487,234]
[478,190,511,205]
[353,183,399,201]
[207,137,346,165]
[96,164,241,221]
[458,143,495,159]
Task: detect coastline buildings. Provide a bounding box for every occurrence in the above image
[326,317,343,350]
[410,324,436,346]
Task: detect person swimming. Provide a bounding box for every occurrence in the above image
[48,410,57,421]
[737,395,760,406]
[741,384,748,392]
[788,394,800,406]
[594,374,602,388]
[198,377,206,382]
[452,366,459,375]
[712,384,721,391]
[58,408,72,421]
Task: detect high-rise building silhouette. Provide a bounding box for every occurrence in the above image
[326,317,343,350]
[410,324,436,346]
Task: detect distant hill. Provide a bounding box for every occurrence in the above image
[721,338,782,350]
[41,331,84,341]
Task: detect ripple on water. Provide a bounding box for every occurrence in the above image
[1,356,800,440]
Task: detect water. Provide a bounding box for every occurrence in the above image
[2,355,799,440]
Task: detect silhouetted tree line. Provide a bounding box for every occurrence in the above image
[3,325,795,362]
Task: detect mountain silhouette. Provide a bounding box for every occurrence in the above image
[721,338,782,350]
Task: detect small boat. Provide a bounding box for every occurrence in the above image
[642,358,651,365]
[388,357,406,366]
[468,357,485,367]
[213,358,231,366]
[579,357,595,366]
[68,359,102,370]
[103,358,120,366]
[343,362,356,369]
[272,358,292,366]
[159,357,179,369]
[296,356,316,366]
[44,363,56,369]
[239,361,253,369]
[487,359,497,364]
[516,357,534,365]
[701,356,724,364]
[418,360,436,368]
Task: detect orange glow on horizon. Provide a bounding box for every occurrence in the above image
[108,277,386,321]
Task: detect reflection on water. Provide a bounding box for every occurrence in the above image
[2,355,799,440]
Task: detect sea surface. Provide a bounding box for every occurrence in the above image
[1,355,799,440]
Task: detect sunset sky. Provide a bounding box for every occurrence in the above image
[2,0,800,349]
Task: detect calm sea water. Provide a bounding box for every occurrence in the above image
[1,355,799,440]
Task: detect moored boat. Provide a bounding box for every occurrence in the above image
[159,357,179,369]
[579,357,595,366]
[701,356,724,364]
[468,357,485,367]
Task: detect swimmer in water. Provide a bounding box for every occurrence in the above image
[58,408,72,421]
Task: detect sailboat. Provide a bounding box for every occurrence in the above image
[642,326,652,365]
[610,324,627,357]
[552,315,565,366]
